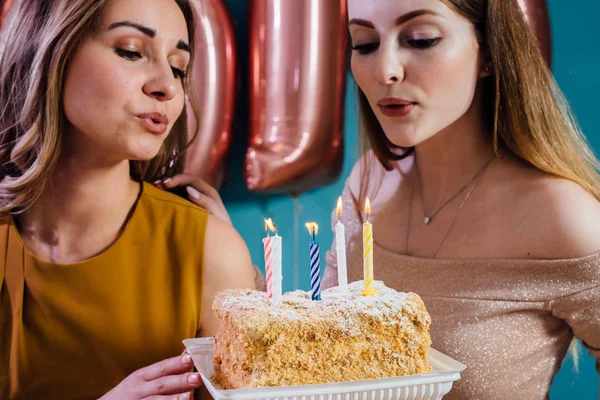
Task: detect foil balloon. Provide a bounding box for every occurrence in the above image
[184,0,236,189]
[245,0,347,194]
[517,0,552,67]
[0,0,14,29]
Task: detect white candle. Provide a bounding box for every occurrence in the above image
[271,234,283,306]
[264,218,283,306]
[335,197,348,293]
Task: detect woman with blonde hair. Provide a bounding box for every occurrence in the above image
[0,0,255,398]
[323,0,600,398]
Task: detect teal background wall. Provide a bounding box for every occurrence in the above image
[220,0,599,398]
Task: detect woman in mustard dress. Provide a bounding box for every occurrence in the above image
[0,0,256,399]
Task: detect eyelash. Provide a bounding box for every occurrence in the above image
[351,38,440,55]
[351,43,379,55]
[408,38,440,49]
[115,48,187,79]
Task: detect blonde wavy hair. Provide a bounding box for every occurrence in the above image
[0,0,199,215]
[356,0,596,367]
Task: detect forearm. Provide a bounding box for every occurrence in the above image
[254,265,266,291]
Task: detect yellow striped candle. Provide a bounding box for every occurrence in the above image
[362,197,377,296]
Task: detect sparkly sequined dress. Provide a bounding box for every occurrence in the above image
[323,157,600,400]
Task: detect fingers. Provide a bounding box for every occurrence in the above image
[139,372,202,398]
[154,174,232,224]
[145,392,193,400]
[159,174,223,206]
[141,352,194,382]
[185,187,220,212]
[135,352,203,399]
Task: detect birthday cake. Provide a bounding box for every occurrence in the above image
[211,280,432,389]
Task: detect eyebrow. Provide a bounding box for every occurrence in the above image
[109,21,156,37]
[176,41,191,54]
[108,21,191,54]
[349,9,439,29]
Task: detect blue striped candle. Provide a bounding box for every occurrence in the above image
[306,222,321,301]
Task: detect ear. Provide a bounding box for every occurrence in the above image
[480,63,493,78]
[479,49,493,78]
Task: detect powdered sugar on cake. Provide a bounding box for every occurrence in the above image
[214,281,429,334]
[211,280,432,388]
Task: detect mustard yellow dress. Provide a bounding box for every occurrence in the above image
[0,183,208,399]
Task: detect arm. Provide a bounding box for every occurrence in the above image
[550,284,600,377]
[195,215,255,399]
[253,265,267,291]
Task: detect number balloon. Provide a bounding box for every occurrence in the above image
[184,0,237,189]
[245,0,348,194]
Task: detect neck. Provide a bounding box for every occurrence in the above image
[18,148,140,261]
[414,89,495,208]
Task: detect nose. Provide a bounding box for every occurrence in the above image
[142,62,178,101]
[374,44,404,85]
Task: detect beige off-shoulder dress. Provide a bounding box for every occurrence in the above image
[323,160,600,400]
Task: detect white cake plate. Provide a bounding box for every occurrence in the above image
[183,337,466,400]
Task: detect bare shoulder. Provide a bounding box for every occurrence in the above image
[515,165,600,259]
[200,215,255,336]
[203,215,254,288]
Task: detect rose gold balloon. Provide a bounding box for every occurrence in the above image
[184,0,236,189]
[245,0,347,194]
[517,0,552,67]
[1,0,14,29]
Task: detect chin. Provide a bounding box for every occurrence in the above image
[124,146,163,162]
[383,131,426,149]
[126,137,166,161]
[133,150,163,162]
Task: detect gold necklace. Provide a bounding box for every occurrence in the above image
[415,155,496,225]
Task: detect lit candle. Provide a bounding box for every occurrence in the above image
[335,196,348,294]
[262,218,273,297]
[305,222,322,301]
[263,218,282,306]
[271,231,282,306]
[362,198,377,296]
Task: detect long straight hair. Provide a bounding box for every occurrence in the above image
[356,0,591,368]
[0,0,200,215]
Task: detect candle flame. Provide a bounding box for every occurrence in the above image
[305,222,319,236]
[264,218,276,233]
[364,197,371,216]
[336,196,343,217]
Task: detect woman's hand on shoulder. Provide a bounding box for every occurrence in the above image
[199,215,255,337]
[155,174,231,225]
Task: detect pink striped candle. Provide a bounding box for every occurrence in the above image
[263,218,274,298]
[263,218,281,306]
[263,237,273,298]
